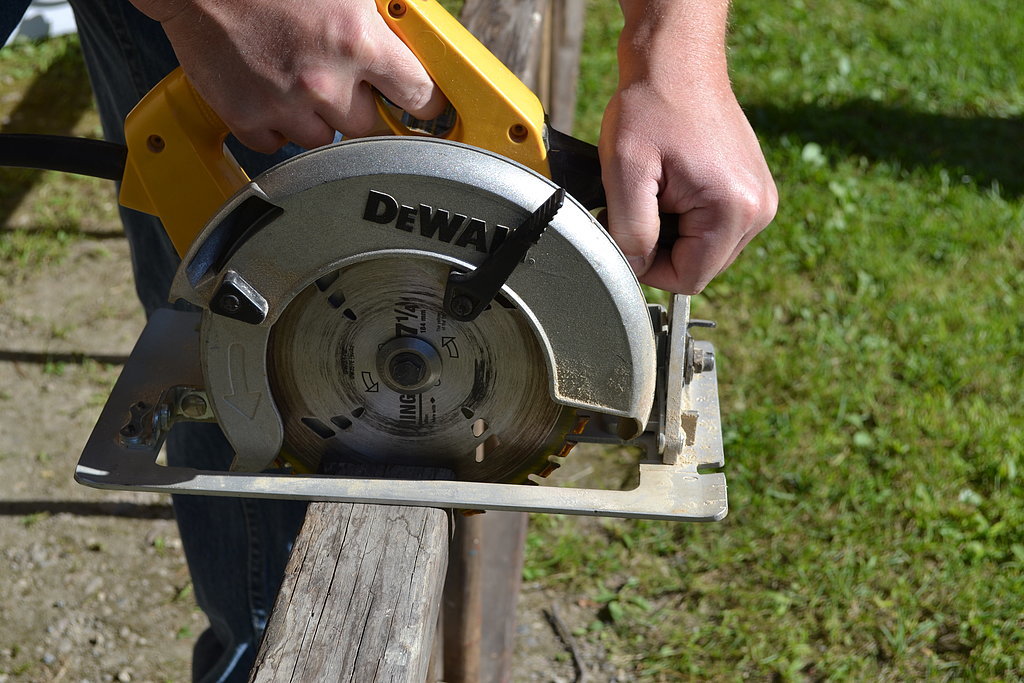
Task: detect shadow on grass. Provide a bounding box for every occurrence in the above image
[0,39,95,229]
[747,99,1024,197]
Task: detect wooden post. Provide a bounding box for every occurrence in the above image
[546,0,586,134]
[250,503,449,682]
[461,0,548,90]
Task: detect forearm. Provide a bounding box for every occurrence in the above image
[617,0,731,90]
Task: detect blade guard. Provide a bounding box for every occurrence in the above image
[168,137,658,468]
[118,0,550,257]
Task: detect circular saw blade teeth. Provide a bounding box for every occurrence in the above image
[267,256,577,483]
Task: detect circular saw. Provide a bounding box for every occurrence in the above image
[1,0,728,520]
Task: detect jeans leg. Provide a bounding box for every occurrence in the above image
[167,425,307,683]
[69,2,307,680]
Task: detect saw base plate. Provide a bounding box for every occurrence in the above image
[76,307,727,521]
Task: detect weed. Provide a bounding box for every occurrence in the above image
[21,511,49,528]
[172,583,193,604]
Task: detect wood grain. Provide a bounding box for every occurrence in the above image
[250,503,449,682]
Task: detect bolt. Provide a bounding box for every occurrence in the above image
[449,295,474,318]
[153,404,171,431]
[180,393,208,419]
[389,352,427,388]
[691,348,715,374]
[219,293,240,313]
[509,123,528,143]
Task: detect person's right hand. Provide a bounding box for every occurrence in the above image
[130,0,447,152]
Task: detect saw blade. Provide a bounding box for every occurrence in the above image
[267,255,578,483]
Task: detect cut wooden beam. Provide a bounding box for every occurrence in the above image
[250,503,449,682]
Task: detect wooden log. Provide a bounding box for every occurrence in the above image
[461,0,548,81]
[250,503,449,682]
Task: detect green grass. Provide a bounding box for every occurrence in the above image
[522,0,1024,679]
[2,1,1021,679]
[0,34,112,279]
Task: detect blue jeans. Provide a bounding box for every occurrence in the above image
[68,2,308,680]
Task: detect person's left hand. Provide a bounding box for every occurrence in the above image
[600,82,777,294]
[599,3,777,294]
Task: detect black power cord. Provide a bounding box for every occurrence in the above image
[0,133,126,181]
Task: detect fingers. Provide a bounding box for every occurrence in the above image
[232,112,335,154]
[644,206,749,294]
[601,147,777,295]
[362,26,447,121]
[314,13,447,138]
[189,5,446,152]
[599,140,665,277]
[642,182,778,294]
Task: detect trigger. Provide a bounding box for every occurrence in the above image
[375,91,457,138]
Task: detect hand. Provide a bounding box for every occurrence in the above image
[600,0,777,294]
[132,0,446,152]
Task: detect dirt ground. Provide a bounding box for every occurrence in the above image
[0,224,627,681]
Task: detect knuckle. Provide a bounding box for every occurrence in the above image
[335,19,379,64]
[402,84,435,114]
[296,69,336,102]
[763,180,780,223]
[293,128,334,151]
[235,130,281,155]
[720,175,778,230]
[729,185,764,220]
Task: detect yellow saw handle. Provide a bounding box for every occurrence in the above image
[119,0,550,258]
[119,69,245,258]
[373,0,549,176]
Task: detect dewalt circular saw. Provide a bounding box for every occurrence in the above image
[3,0,727,520]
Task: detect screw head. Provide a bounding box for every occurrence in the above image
[146,134,165,153]
[180,393,208,418]
[219,294,240,313]
[691,348,715,374]
[389,353,427,388]
[450,295,473,318]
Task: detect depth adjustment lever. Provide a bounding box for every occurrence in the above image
[443,187,565,322]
